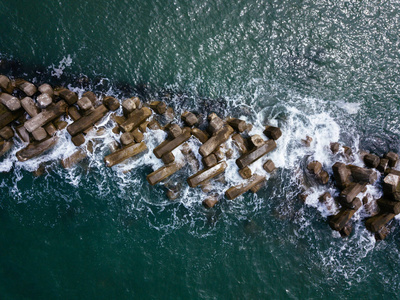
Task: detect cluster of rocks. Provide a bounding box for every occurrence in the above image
[303,142,400,240]
[0,75,281,208]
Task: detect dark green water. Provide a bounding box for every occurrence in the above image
[1,0,400,299]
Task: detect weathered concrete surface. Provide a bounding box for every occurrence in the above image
[166,124,182,139]
[32,127,48,141]
[348,165,377,184]
[59,88,78,105]
[263,160,276,173]
[385,151,399,168]
[227,118,247,132]
[232,133,249,154]
[120,107,152,132]
[264,126,282,140]
[181,111,198,126]
[67,105,108,136]
[202,196,218,208]
[147,161,185,185]
[161,152,175,164]
[0,93,21,111]
[199,125,234,157]
[340,182,367,203]
[20,97,39,117]
[104,141,147,167]
[329,199,362,231]
[0,140,13,157]
[365,213,396,233]
[25,101,68,133]
[191,128,209,143]
[364,153,380,168]
[236,139,276,169]
[150,101,167,114]
[122,98,136,116]
[61,149,87,169]
[225,174,266,200]
[103,96,120,111]
[0,126,14,140]
[377,198,400,214]
[187,161,227,188]
[202,154,218,168]
[153,127,191,158]
[16,137,58,161]
[38,83,54,96]
[15,79,37,96]
[332,162,352,190]
[37,93,53,108]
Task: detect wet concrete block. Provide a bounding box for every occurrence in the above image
[340,182,367,203]
[44,123,57,136]
[148,119,162,130]
[139,121,150,133]
[343,146,352,158]
[161,152,175,164]
[239,166,252,179]
[202,196,218,208]
[364,153,380,168]
[71,133,85,147]
[16,136,58,161]
[225,174,266,200]
[122,98,136,116]
[103,96,120,111]
[25,101,68,133]
[120,107,152,132]
[38,83,54,97]
[77,97,93,111]
[153,127,191,158]
[59,88,78,105]
[301,136,313,147]
[82,91,97,105]
[0,75,12,93]
[199,125,234,157]
[146,161,184,185]
[15,79,37,96]
[68,106,82,121]
[202,154,218,168]
[0,106,24,129]
[338,196,362,210]
[104,141,148,167]
[375,226,390,241]
[166,123,182,139]
[32,127,47,141]
[131,128,144,143]
[330,142,340,154]
[120,132,134,146]
[236,139,276,169]
[263,159,276,173]
[207,113,224,134]
[191,128,209,143]
[67,104,108,136]
[61,149,87,169]
[348,165,377,184]
[0,126,14,140]
[365,213,396,233]
[150,101,167,114]
[329,201,361,231]
[332,162,352,189]
[227,118,247,132]
[264,126,282,140]
[385,151,399,168]
[377,198,400,215]
[37,93,53,108]
[20,97,39,117]
[0,93,21,111]
[16,125,30,143]
[181,111,198,127]
[377,158,389,173]
[54,119,68,130]
[0,140,14,157]
[250,178,266,193]
[307,161,322,175]
[249,134,265,148]
[317,170,330,185]
[339,223,352,237]
[187,161,227,188]
[232,133,249,154]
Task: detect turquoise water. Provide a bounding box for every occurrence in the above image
[1,0,400,299]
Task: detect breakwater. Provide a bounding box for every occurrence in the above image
[1,73,399,241]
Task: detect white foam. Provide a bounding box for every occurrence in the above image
[49,55,73,78]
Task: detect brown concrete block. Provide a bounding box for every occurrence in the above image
[307,161,322,175]
[375,226,390,241]
[153,127,191,158]
[120,107,152,132]
[67,104,108,136]
[148,119,162,130]
[82,91,97,105]
[36,93,53,108]
[24,101,67,133]
[263,160,276,173]
[131,128,144,142]
[16,137,58,161]
[181,111,198,126]
[301,136,313,147]
[20,97,39,117]
[317,170,330,185]
[44,123,57,136]
[0,75,13,93]
[103,96,120,111]
[385,151,399,168]
[71,133,85,147]
[68,106,82,121]
[329,202,361,231]
[38,83,54,97]
[162,152,175,164]
[236,139,276,169]
[340,182,367,203]
[0,106,24,129]
[365,213,396,233]
[264,126,282,140]
[104,141,148,167]
[166,123,182,139]
[202,196,218,208]
[377,158,389,173]
[227,118,247,132]
[225,174,266,200]
[0,126,14,140]
[122,98,136,116]
[0,140,14,157]
[191,128,209,143]
[250,178,266,193]
[202,154,218,168]
[199,125,234,157]
[54,119,68,130]
[139,121,149,133]
[249,134,265,148]
[150,101,167,114]
[58,88,78,105]
[332,162,352,190]
[61,149,87,169]
[187,161,227,188]
[16,125,30,143]
[377,198,400,214]
[338,196,362,210]
[15,79,37,96]
[120,132,134,146]
[207,113,224,134]
[239,166,252,179]
[232,133,249,154]
[0,93,21,111]
[146,161,185,185]
[363,153,380,169]
[348,165,377,184]
[330,142,340,154]
[77,97,93,111]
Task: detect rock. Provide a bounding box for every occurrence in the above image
[32,127,47,141]
[0,75,12,93]
[202,154,218,168]
[166,123,182,139]
[227,118,247,132]
[58,88,78,105]
[181,111,198,126]
[202,196,218,208]
[38,83,54,96]
[225,174,266,200]
[264,126,282,140]
[16,137,58,161]
[67,105,108,136]
[44,123,57,136]
[82,91,97,105]
[0,126,14,140]
[232,133,249,154]
[77,97,93,111]
[364,153,380,169]
[15,79,37,96]
[102,96,120,111]
[20,97,39,117]
[302,136,313,147]
[36,93,53,108]
[120,132,134,146]
[239,166,252,179]
[332,162,352,190]
[385,151,399,168]
[236,139,276,169]
[161,152,175,164]
[71,133,85,147]
[120,107,152,132]
[319,192,332,203]
[329,200,362,231]
[0,93,21,111]
[330,142,340,154]
[16,125,30,143]
[187,162,227,188]
[207,113,224,134]
[122,98,136,116]
[61,149,87,169]
[191,128,209,143]
[104,142,148,167]
[263,160,276,173]
[68,106,82,121]
[147,119,162,130]
[377,198,400,214]
[24,101,68,133]
[153,127,191,158]
[146,161,185,185]
[348,165,377,184]
[365,213,396,233]
[149,101,167,114]
[340,182,367,203]
[0,140,13,157]
[199,125,234,157]
[249,134,265,148]
[307,161,322,175]
[131,128,144,143]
